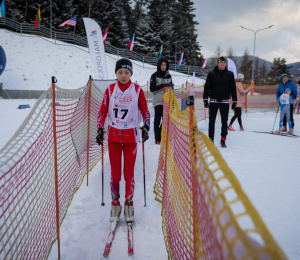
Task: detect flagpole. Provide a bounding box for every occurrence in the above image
[73,25,76,37]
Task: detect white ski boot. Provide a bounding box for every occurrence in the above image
[124,200,135,223]
[275,127,282,134]
[288,128,294,134]
[110,200,122,222]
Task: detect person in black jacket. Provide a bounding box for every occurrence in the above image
[150,57,173,144]
[203,56,237,148]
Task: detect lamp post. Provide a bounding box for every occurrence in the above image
[239,25,274,86]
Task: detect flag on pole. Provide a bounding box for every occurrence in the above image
[177,50,185,68]
[35,6,41,27]
[201,58,207,69]
[59,16,77,27]
[102,25,109,44]
[158,42,163,59]
[0,0,5,18]
[129,33,135,52]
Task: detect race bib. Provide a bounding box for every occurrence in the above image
[280,93,289,104]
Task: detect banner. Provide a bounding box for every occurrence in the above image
[227,57,237,79]
[83,18,108,82]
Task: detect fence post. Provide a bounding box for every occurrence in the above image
[52,76,61,260]
[87,76,92,186]
[250,81,254,95]
[161,88,172,216]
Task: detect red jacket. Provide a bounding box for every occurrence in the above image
[97,81,150,143]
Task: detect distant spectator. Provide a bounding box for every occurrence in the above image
[275,74,298,132]
[228,73,250,131]
[295,80,300,114]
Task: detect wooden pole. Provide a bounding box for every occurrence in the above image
[87,76,92,186]
[52,76,61,260]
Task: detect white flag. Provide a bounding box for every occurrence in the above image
[83,18,108,80]
[227,57,237,79]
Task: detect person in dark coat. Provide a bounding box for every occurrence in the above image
[150,57,173,144]
[203,56,237,148]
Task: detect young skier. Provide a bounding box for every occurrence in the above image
[228,73,250,131]
[277,87,294,134]
[96,58,150,223]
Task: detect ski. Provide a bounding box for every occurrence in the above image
[127,222,134,256]
[253,131,299,138]
[103,221,119,258]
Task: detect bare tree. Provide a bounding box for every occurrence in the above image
[207,44,223,70]
[226,46,238,67]
[86,0,94,18]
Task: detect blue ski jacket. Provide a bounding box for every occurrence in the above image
[276,80,298,101]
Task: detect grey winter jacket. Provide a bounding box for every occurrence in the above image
[150,58,173,106]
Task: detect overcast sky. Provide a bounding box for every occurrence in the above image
[193,0,300,63]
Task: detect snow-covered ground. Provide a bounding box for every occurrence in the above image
[1,98,300,259]
[1,28,300,259]
[0,29,204,91]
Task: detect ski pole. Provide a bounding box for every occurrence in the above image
[101,133,105,206]
[142,141,146,207]
[272,103,280,133]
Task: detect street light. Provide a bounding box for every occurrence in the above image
[239,25,274,85]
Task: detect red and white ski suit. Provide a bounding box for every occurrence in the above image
[97,81,150,200]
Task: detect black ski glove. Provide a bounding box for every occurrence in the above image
[231,102,236,111]
[204,100,209,108]
[140,126,149,143]
[96,128,104,146]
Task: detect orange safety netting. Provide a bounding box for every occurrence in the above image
[0,79,114,260]
[153,89,287,260]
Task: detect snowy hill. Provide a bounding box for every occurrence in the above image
[0,29,204,91]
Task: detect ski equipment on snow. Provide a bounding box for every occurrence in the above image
[103,221,119,258]
[253,131,298,138]
[127,222,134,256]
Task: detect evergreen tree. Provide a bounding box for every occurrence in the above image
[258,59,268,86]
[267,57,292,85]
[253,57,261,85]
[134,17,156,55]
[239,48,253,84]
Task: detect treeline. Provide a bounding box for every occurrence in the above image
[207,45,293,86]
[4,0,203,66]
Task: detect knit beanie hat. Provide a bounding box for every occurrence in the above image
[115,58,133,75]
[284,87,291,93]
[280,73,289,80]
[218,56,226,63]
[237,73,244,79]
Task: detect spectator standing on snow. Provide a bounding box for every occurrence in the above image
[96,58,150,223]
[150,57,173,144]
[295,80,300,114]
[228,73,250,131]
[203,56,237,148]
[276,87,294,134]
[275,74,298,132]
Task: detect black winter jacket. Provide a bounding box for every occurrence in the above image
[150,58,173,105]
[203,66,237,102]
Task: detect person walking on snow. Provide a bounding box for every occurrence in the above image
[294,80,300,114]
[275,74,298,132]
[96,58,150,223]
[276,87,294,134]
[150,57,173,144]
[203,56,237,148]
[228,73,250,131]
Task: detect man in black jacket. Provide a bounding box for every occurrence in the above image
[150,57,173,144]
[203,56,237,148]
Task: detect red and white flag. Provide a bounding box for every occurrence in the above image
[201,57,207,69]
[102,25,109,44]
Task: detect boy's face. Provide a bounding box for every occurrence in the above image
[161,62,167,71]
[116,68,131,84]
[286,90,291,95]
